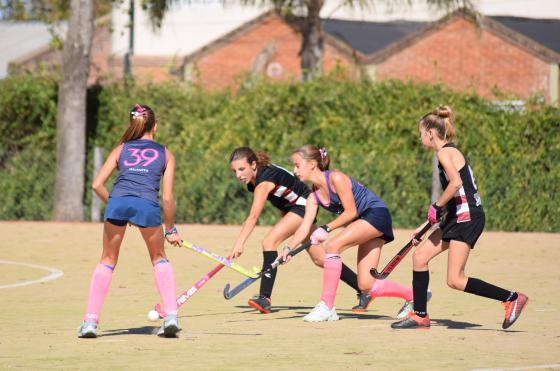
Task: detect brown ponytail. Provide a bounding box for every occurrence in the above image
[418,105,456,142]
[292,144,330,171]
[229,147,271,167]
[120,104,156,143]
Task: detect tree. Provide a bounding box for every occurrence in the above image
[143,0,474,81]
[52,0,95,220]
[2,0,109,220]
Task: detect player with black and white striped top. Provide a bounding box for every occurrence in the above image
[227,147,361,314]
[391,106,528,330]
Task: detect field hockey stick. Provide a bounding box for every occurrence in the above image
[152,263,225,318]
[223,241,312,300]
[181,241,260,278]
[370,222,433,280]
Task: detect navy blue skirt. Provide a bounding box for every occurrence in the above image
[104,196,161,228]
[359,207,394,243]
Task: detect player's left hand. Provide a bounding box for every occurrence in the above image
[310,226,330,245]
[427,203,442,224]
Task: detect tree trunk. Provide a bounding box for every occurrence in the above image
[299,0,324,81]
[52,0,95,221]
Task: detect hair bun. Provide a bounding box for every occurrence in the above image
[434,105,453,119]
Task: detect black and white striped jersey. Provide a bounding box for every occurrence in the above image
[247,164,310,212]
[438,143,484,223]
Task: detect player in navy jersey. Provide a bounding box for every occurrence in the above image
[283,145,419,322]
[78,104,182,338]
[391,106,528,330]
[228,147,362,313]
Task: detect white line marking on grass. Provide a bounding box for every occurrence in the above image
[0,260,63,289]
[471,364,560,371]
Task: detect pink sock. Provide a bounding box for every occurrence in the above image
[84,263,114,323]
[320,254,342,309]
[154,260,178,316]
[369,279,413,301]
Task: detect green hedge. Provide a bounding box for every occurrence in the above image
[1,73,558,231]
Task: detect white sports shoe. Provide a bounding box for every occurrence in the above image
[396,289,433,319]
[78,321,98,338]
[157,314,181,337]
[303,301,339,322]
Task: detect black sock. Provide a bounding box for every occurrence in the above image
[259,251,278,299]
[413,270,429,317]
[464,277,516,302]
[340,263,360,294]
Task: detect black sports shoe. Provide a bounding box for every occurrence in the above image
[248,295,272,314]
[352,292,373,312]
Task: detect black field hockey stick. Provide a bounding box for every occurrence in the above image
[223,241,312,300]
[370,222,433,280]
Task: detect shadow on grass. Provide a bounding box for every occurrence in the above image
[431,318,525,332]
[180,309,255,318]
[100,326,158,337]
[196,332,263,336]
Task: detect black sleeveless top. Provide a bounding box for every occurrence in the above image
[247,164,310,212]
[438,143,484,223]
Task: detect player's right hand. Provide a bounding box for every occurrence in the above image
[411,225,425,246]
[280,245,293,264]
[228,244,244,260]
[165,230,182,247]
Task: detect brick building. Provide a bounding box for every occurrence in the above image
[363,11,560,103]
[181,12,359,90]
[7,10,560,105]
[181,10,560,103]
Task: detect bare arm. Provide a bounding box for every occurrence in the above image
[228,181,275,259]
[323,171,358,231]
[161,151,176,231]
[288,196,319,248]
[161,151,182,246]
[91,146,121,203]
[435,148,463,208]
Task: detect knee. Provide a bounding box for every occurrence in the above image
[412,249,429,267]
[324,241,340,255]
[261,236,279,251]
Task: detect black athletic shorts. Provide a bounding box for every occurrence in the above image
[284,204,306,218]
[441,214,485,249]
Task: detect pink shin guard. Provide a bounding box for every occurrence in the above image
[84,263,114,323]
[369,279,413,301]
[154,261,178,316]
[320,254,342,309]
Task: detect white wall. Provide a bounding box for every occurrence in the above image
[111,0,267,56]
[111,0,560,57]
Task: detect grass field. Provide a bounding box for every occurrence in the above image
[1,222,559,370]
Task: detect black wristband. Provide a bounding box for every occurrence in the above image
[319,225,332,233]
